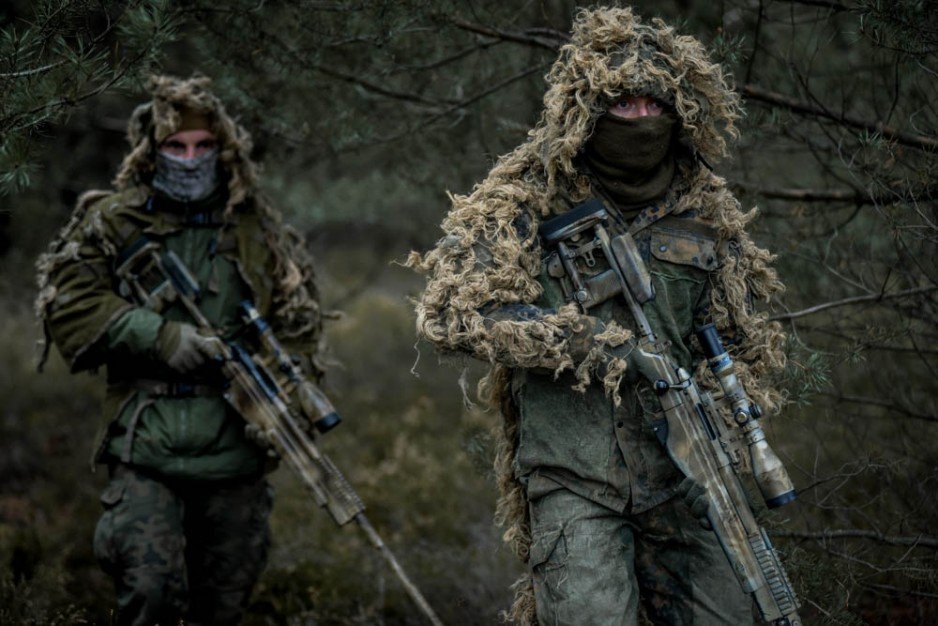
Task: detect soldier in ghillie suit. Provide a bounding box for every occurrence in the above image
[409,7,787,625]
[35,75,324,626]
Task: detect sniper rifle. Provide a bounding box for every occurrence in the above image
[540,199,801,626]
[114,236,443,626]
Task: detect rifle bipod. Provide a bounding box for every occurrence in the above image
[355,513,444,625]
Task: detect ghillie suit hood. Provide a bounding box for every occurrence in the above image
[114,74,258,213]
[408,7,786,624]
[35,74,322,374]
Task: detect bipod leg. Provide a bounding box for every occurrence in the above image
[354,513,444,626]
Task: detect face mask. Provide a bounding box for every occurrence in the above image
[586,112,676,172]
[582,112,678,209]
[151,148,220,202]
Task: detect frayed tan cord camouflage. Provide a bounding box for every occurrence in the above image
[410,7,786,624]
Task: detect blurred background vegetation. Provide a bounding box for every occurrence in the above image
[1,0,935,624]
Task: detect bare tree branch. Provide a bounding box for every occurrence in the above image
[308,63,454,109]
[820,392,937,422]
[772,528,938,549]
[742,84,938,152]
[807,328,938,355]
[773,0,852,12]
[449,19,565,51]
[770,286,938,321]
[731,180,934,205]
[862,583,938,600]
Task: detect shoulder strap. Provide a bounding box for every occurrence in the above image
[627,201,679,235]
[648,212,719,241]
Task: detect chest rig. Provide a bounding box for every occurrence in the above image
[538,197,722,316]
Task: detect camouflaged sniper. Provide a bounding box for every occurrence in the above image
[409,7,787,624]
[35,74,324,376]
[34,75,326,474]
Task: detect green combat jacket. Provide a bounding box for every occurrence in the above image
[514,196,724,514]
[40,185,323,479]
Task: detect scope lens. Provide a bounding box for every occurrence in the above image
[765,490,797,509]
[315,412,342,433]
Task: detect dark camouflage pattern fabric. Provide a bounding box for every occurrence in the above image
[512,206,729,514]
[511,202,754,624]
[94,464,272,626]
[528,485,753,625]
[34,75,324,626]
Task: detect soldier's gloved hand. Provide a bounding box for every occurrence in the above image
[567,318,652,379]
[156,321,225,373]
[566,315,607,362]
[244,423,281,458]
[678,476,713,529]
[606,337,664,385]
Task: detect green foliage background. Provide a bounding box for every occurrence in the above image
[1,0,935,624]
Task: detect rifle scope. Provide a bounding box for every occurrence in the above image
[239,301,341,433]
[695,324,797,509]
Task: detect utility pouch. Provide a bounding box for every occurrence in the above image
[539,199,655,311]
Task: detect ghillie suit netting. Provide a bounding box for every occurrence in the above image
[35,74,324,372]
[408,7,787,624]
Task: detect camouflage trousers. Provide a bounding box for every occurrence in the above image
[528,487,754,626]
[93,464,272,626]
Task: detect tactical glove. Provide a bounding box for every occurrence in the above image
[610,337,668,385]
[566,315,608,362]
[678,476,713,529]
[567,317,660,382]
[244,423,281,458]
[156,321,225,373]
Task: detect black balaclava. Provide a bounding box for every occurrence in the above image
[582,111,677,210]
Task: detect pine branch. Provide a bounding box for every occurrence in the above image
[808,328,938,355]
[440,20,938,156]
[0,60,67,79]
